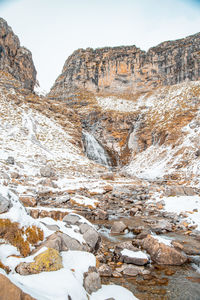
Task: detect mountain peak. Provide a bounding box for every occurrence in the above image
[0,18,36,91]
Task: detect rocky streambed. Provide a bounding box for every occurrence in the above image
[27,179,200,300]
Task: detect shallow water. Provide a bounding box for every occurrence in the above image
[94,217,200,300]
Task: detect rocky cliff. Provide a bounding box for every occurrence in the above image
[0,18,36,91]
[49,32,200,97]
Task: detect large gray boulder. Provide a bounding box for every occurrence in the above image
[0,194,11,213]
[83,266,101,294]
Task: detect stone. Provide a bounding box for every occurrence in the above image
[111,221,126,234]
[39,232,87,252]
[83,228,100,251]
[16,248,63,275]
[142,235,188,265]
[19,195,37,207]
[95,209,108,220]
[0,274,35,300]
[116,264,146,276]
[63,214,80,225]
[6,156,15,165]
[55,193,70,204]
[114,241,139,253]
[0,193,11,213]
[0,18,36,90]
[83,266,101,294]
[98,264,112,277]
[119,249,149,266]
[151,220,173,233]
[130,207,139,216]
[40,165,56,178]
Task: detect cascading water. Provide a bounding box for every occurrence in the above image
[82,131,112,167]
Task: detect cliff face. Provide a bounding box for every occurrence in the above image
[49,32,200,97]
[0,18,36,91]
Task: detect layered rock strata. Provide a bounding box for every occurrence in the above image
[0,18,36,91]
[49,32,200,97]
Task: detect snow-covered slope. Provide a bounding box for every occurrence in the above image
[95,81,200,187]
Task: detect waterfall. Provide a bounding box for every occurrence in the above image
[82,131,112,166]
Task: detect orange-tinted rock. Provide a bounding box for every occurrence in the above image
[0,18,36,91]
[0,274,35,300]
[19,196,37,207]
[49,33,200,97]
[142,235,187,265]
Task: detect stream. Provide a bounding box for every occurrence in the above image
[92,217,200,300]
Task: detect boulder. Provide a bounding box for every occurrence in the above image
[0,274,35,300]
[6,156,14,165]
[98,264,112,277]
[63,213,101,252]
[40,166,56,178]
[142,235,187,265]
[83,228,99,250]
[151,220,173,233]
[116,264,149,276]
[39,232,87,252]
[63,214,80,225]
[119,249,149,266]
[111,221,126,234]
[83,266,101,294]
[115,241,139,253]
[16,248,63,275]
[0,194,11,213]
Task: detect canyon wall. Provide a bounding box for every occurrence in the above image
[0,18,36,91]
[50,32,200,97]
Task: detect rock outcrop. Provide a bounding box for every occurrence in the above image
[0,18,36,90]
[49,32,200,97]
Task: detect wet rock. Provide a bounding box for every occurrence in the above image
[111,221,126,234]
[0,274,35,300]
[172,240,200,255]
[98,264,112,277]
[136,231,151,239]
[0,194,11,213]
[40,165,56,178]
[115,241,138,253]
[83,266,101,294]
[151,220,173,233]
[116,264,148,276]
[142,235,188,265]
[16,248,63,275]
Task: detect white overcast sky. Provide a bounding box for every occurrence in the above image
[1,0,200,91]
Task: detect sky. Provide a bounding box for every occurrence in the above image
[1,0,200,92]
